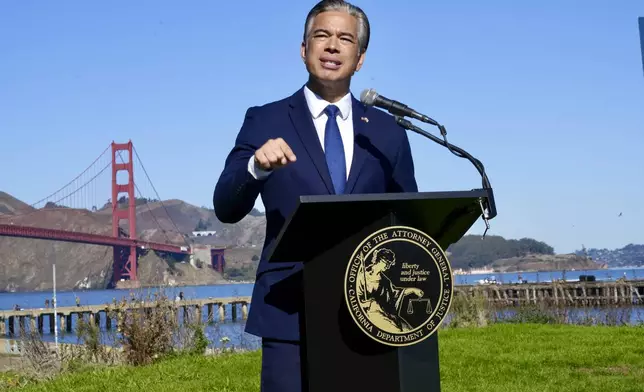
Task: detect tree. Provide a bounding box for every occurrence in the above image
[446,234,556,269]
[194,219,208,231]
[116,196,159,207]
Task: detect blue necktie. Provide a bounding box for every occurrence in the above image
[323,105,346,194]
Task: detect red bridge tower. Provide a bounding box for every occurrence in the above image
[111,141,138,284]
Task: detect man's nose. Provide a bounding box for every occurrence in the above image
[325,36,340,53]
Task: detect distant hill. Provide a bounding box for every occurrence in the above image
[0,192,264,292]
[446,235,555,270]
[576,244,644,267]
[0,191,34,215]
[491,254,605,273]
[446,234,608,272]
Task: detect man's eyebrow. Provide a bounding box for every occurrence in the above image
[311,28,330,35]
[310,28,356,39]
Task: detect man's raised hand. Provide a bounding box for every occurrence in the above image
[254,138,297,171]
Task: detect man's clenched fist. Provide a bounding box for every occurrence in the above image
[254,138,297,171]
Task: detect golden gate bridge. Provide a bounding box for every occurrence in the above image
[0,141,225,288]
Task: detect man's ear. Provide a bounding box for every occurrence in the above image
[355,51,366,72]
[300,41,306,63]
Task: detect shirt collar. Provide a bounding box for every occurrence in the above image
[303,85,352,121]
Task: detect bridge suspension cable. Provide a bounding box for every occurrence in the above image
[29,145,111,209]
[113,150,170,244]
[122,146,190,246]
[2,142,190,249]
[1,145,112,220]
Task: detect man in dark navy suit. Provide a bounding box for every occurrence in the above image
[213,1,417,391]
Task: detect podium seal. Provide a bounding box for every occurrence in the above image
[343,226,453,347]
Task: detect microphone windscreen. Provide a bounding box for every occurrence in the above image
[360,88,378,105]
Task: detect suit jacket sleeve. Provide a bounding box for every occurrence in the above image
[213,107,265,223]
[387,125,418,193]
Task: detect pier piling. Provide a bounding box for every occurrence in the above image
[455,279,644,307]
[0,297,251,337]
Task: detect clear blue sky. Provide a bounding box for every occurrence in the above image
[1,1,643,254]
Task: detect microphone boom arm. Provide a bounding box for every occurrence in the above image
[394,116,498,225]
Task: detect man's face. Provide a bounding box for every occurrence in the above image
[301,11,365,85]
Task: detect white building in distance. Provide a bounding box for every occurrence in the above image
[191,230,217,237]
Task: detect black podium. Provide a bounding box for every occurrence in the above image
[267,189,487,392]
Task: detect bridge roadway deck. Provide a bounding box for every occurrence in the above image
[0,223,190,254]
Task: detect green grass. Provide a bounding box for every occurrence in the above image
[4,352,261,392]
[5,324,644,392]
[438,324,644,392]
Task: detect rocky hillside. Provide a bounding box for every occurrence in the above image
[0,192,265,292]
[91,198,266,248]
[0,191,34,215]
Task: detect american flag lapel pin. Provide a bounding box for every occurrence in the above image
[361,116,369,123]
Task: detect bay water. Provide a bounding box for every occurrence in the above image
[1,267,642,350]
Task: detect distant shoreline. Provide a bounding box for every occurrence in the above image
[3,267,643,294]
[487,266,644,275]
[0,279,256,295]
[218,280,255,285]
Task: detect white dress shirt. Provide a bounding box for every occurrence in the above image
[248,86,354,180]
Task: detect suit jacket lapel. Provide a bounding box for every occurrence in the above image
[346,97,368,194]
[288,88,335,194]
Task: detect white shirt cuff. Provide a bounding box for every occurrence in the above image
[247,155,272,180]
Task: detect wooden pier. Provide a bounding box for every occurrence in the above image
[0,297,251,337]
[455,279,644,307]
[3,279,642,337]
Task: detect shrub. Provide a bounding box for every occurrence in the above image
[447,290,490,328]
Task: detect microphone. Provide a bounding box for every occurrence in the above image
[360,88,438,126]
